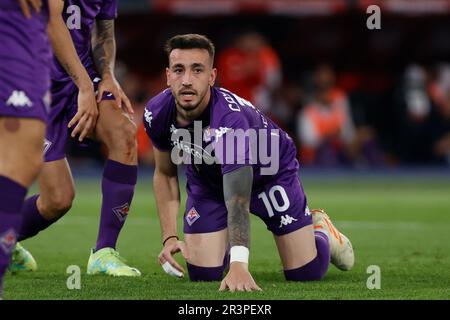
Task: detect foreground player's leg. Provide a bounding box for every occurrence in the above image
[311,209,354,271]
[87,100,140,277]
[11,159,75,272]
[184,229,229,281]
[0,117,45,296]
[275,224,330,281]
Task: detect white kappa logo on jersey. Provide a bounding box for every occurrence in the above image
[170,124,178,134]
[215,127,231,139]
[144,109,153,128]
[305,206,311,216]
[6,90,33,108]
[279,215,298,228]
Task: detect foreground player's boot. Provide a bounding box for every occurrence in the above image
[311,209,354,271]
[87,247,141,277]
[8,242,37,274]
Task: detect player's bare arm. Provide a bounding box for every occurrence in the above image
[18,0,41,19]
[153,147,189,275]
[220,166,262,292]
[47,0,97,142]
[92,19,133,114]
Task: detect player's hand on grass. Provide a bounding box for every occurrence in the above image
[18,0,41,18]
[158,238,189,278]
[68,85,99,142]
[98,73,134,116]
[219,262,262,292]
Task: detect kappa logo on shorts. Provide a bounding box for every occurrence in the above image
[0,229,17,254]
[186,207,200,226]
[279,214,298,228]
[6,90,33,108]
[112,203,130,222]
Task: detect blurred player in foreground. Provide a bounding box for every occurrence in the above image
[10,0,140,277]
[144,34,355,291]
[0,0,52,297]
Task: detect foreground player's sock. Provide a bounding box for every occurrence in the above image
[18,195,54,241]
[0,176,27,296]
[95,159,137,251]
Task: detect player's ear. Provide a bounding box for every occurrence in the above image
[209,68,217,86]
[165,67,170,86]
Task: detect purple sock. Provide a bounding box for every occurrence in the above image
[95,160,137,251]
[187,263,224,282]
[18,195,55,241]
[187,250,229,282]
[0,176,27,295]
[284,231,330,281]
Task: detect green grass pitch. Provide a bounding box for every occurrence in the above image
[4,171,450,299]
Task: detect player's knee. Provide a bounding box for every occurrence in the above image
[27,153,44,176]
[41,188,75,219]
[283,255,327,282]
[187,263,224,282]
[104,117,137,153]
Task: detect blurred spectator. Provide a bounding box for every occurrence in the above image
[429,63,450,165]
[394,63,450,165]
[270,81,304,143]
[296,64,383,167]
[217,32,282,113]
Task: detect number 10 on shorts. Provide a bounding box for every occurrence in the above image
[258,185,290,217]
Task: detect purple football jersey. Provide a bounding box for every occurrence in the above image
[0,0,51,122]
[51,0,118,82]
[144,87,310,235]
[144,87,299,194]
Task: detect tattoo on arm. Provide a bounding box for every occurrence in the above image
[62,62,79,83]
[223,166,253,248]
[92,19,115,75]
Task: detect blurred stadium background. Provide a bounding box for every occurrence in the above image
[67,0,450,169]
[6,0,450,299]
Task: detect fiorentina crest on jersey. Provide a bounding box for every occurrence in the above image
[0,229,17,254]
[186,207,200,226]
[112,203,130,222]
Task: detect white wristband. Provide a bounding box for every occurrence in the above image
[230,246,249,264]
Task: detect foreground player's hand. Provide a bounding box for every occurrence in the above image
[98,73,134,115]
[18,0,41,19]
[68,86,98,142]
[158,238,189,278]
[219,262,262,292]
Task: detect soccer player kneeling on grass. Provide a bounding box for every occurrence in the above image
[144,34,355,291]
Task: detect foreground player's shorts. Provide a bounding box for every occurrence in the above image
[184,170,312,236]
[44,75,115,162]
[0,9,51,123]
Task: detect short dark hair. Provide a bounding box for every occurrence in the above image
[165,34,215,64]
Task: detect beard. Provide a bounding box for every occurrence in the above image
[175,87,208,112]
